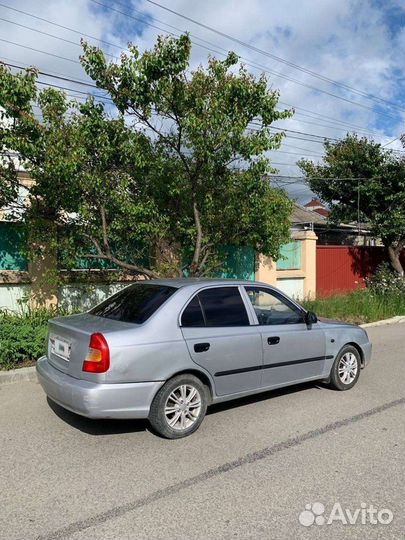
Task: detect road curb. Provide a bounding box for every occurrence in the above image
[0,366,37,386]
[360,315,405,328]
[0,315,404,385]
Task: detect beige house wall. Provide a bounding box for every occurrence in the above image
[255,230,318,298]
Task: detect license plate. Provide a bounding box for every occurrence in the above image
[50,335,71,361]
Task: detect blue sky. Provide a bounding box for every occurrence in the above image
[1,0,404,202]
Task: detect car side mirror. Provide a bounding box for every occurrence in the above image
[305,311,318,326]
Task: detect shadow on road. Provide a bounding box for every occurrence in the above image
[207,380,325,415]
[47,380,326,436]
[47,397,149,435]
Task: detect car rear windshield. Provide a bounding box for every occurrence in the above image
[89,284,176,324]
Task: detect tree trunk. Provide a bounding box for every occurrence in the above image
[387,243,405,277]
[190,200,203,277]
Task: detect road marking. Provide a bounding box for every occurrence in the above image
[37,397,404,540]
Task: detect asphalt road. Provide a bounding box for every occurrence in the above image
[0,323,404,540]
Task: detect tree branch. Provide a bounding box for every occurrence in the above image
[99,205,111,256]
[190,199,203,275]
[83,233,159,279]
[129,108,191,175]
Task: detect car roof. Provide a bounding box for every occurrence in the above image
[142,278,274,290]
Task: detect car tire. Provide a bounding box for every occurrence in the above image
[328,345,361,391]
[148,374,208,439]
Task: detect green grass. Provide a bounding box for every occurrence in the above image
[301,289,405,325]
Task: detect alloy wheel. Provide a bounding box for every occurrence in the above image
[338,352,358,384]
[164,384,202,431]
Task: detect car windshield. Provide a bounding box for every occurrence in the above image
[89,283,176,324]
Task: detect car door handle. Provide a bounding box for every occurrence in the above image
[267,336,280,345]
[194,342,210,353]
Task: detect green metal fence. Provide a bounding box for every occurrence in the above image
[217,245,256,280]
[0,222,28,271]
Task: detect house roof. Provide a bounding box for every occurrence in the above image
[313,207,330,217]
[304,198,324,208]
[291,203,371,234]
[291,203,327,225]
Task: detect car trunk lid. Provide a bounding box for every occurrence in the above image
[47,313,137,381]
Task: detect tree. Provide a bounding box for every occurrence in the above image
[298,134,405,276]
[80,34,293,276]
[1,34,293,278]
[0,67,164,278]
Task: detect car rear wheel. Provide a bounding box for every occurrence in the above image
[149,374,208,438]
[329,345,361,391]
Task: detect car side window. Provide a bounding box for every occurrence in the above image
[182,287,250,327]
[245,287,304,325]
[181,295,205,327]
[198,287,249,327]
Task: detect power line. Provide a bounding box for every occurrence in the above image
[282,114,378,137]
[3,56,393,143]
[3,62,403,156]
[270,150,324,158]
[269,175,360,182]
[290,111,384,138]
[0,61,372,146]
[0,3,127,51]
[0,17,119,60]
[3,6,402,141]
[88,0,402,122]
[281,141,324,154]
[0,37,81,65]
[3,0,402,139]
[278,101,384,134]
[1,1,392,138]
[35,79,112,103]
[1,57,97,87]
[142,0,405,113]
[249,123,340,142]
[271,161,300,167]
[382,137,399,148]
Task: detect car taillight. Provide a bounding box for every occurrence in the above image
[82,333,110,373]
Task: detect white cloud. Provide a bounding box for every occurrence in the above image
[1,0,404,202]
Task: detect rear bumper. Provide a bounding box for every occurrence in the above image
[36,356,164,419]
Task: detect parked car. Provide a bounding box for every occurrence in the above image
[37,279,372,438]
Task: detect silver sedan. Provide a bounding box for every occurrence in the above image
[37,279,372,438]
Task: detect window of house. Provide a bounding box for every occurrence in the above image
[276,241,301,270]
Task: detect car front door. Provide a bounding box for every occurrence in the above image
[180,286,263,396]
[244,286,326,388]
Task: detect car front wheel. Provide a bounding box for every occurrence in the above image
[149,374,208,438]
[329,345,361,391]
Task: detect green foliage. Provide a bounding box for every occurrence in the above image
[365,262,405,296]
[0,309,52,368]
[80,34,293,275]
[298,134,405,275]
[1,34,293,279]
[301,288,405,325]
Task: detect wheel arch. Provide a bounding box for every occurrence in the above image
[166,369,214,402]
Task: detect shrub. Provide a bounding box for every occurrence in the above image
[365,262,405,296]
[0,309,54,369]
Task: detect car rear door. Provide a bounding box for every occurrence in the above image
[244,286,326,388]
[180,286,263,396]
